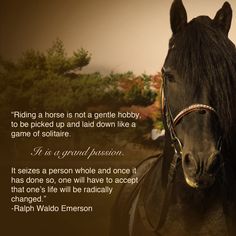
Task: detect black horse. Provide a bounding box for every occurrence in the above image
[110,1,236,235]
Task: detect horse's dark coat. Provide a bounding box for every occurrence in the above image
[110,1,236,235]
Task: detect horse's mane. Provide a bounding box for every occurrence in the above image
[172,16,236,136]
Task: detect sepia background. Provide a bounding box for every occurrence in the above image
[1,0,236,236]
[1,0,236,74]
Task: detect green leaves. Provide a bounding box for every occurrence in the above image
[71,48,91,71]
[0,39,165,147]
[46,39,91,74]
[0,39,162,143]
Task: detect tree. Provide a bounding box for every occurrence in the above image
[71,48,91,71]
[46,39,91,74]
[46,38,70,74]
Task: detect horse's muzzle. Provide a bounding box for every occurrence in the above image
[182,151,221,188]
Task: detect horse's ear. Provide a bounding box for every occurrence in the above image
[213,2,232,35]
[170,0,187,34]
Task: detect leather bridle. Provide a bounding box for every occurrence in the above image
[132,68,225,235]
[161,67,222,157]
[154,67,223,232]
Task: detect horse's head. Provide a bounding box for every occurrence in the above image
[162,0,236,188]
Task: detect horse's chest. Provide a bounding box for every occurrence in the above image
[159,198,227,236]
[133,196,227,236]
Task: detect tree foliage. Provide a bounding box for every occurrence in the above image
[0,39,160,147]
[72,48,91,71]
[0,39,165,149]
[46,38,91,74]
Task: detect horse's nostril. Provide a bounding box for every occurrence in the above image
[184,154,191,166]
[183,153,196,169]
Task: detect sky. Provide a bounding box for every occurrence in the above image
[1,0,236,74]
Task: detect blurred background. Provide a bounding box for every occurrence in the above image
[1,0,236,74]
[1,0,236,235]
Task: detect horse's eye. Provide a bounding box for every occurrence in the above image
[164,73,175,82]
